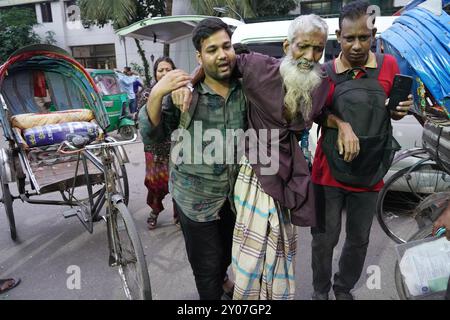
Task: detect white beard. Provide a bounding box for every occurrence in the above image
[279,53,321,121]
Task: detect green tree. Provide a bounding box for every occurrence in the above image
[0,7,41,64]
[189,0,255,19]
[250,0,297,18]
[78,0,166,86]
[189,0,297,19]
[44,31,57,45]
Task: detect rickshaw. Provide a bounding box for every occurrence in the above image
[0,44,151,300]
[87,68,136,140]
[374,0,450,300]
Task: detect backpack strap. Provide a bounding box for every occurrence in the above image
[324,60,348,86]
[365,53,385,79]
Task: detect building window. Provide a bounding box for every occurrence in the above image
[72,44,117,70]
[301,1,335,16]
[40,2,53,23]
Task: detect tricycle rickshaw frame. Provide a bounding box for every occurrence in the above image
[0,44,151,300]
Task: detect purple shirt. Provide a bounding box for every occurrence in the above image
[236,52,329,227]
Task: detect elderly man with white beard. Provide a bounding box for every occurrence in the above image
[172,14,330,300]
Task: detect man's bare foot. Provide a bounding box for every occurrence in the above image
[222,276,234,299]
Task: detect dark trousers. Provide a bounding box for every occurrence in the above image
[129,98,137,114]
[311,184,377,294]
[176,200,235,300]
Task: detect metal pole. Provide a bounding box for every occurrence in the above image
[122,36,128,66]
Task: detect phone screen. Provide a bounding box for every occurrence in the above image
[388,74,413,111]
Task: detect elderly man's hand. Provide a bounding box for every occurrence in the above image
[389,94,414,119]
[337,122,360,162]
[172,86,193,113]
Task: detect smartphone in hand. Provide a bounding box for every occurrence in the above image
[387,74,413,111]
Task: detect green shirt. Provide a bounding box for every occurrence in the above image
[139,80,247,222]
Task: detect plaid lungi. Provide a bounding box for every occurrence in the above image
[232,156,297,300]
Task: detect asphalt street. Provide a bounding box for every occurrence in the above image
[0,132,401,300]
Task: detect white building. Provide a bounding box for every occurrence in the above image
[0,0,196,74]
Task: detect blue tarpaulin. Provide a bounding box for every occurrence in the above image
[381,5,450,115]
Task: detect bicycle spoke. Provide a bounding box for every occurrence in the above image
[377,163,450,243]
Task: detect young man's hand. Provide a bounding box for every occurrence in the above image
[152,70,191,99]
[389,94,414,120]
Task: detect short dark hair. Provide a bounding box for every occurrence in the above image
[233,43,250,55]
[153,56,176,81]
[192,17,232,51]
[123,66,131,72]
[339,1,374,29]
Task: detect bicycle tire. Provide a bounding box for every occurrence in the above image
[111,147,129,206]
[1,180,17,241]
[376,163,450,243]
[109,201,151,300]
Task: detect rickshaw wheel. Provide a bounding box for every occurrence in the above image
[118,126,135,141]
[1,181,17,241]
[111,147,129,205]
[110,201,152,300]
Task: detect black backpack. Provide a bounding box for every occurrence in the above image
[321,54,400,187]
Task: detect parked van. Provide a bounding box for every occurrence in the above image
[232,16,423,179]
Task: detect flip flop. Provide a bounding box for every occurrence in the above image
[0,278,21,294]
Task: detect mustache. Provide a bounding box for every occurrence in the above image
[296,58,315,70]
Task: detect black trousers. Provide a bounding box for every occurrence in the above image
[311,184,378,294]
[176,200,235,300]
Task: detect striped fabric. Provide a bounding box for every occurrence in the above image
[232,156,297,300]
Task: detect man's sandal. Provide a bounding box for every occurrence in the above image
[0,278,21,294]
[147,213,158,230]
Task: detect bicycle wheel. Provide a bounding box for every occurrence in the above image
[377,163,450,243]
[1,180,17,241]
[108,200,151,300]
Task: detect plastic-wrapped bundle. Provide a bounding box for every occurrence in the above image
[23,121,99,147]
[11,109,95,129]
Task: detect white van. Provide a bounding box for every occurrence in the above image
[117,15,422,179]
[232,17,423,179]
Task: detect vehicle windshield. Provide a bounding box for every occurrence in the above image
[93,73,121,95]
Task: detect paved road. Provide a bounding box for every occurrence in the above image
[0,132,401,300]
